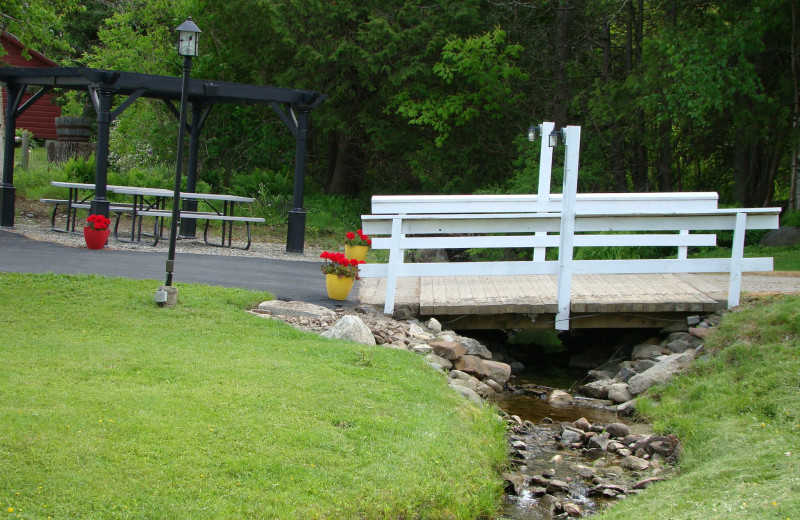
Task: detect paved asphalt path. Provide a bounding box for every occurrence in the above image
[0,229,358,309]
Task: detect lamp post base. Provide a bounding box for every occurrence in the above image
[155,285,178,307]
[286,209,306,253]
[0,185,16,227]
[90,199,111,218]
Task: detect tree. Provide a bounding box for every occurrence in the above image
[79,0,196,170]
[0,0,82,56]
[393,28,528,149]
[196,0,498,195]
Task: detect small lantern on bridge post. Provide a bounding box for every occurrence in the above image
[527,124,540,142]
[548,127,563,148]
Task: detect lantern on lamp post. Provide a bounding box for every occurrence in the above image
[527,124,540,142]
[164,17,201,287]
[548,127,563,148]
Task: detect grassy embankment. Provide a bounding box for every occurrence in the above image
[0,273,507,519]
[597,294,800,520]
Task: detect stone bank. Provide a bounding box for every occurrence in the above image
[250,300,514,403]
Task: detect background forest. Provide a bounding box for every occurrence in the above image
[3,0,800,210]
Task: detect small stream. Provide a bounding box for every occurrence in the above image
[464,329,662,520]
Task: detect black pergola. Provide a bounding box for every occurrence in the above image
[0,67,326,252]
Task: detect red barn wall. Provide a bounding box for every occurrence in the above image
[1,32,62,140]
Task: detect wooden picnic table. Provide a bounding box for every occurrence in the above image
[44,182,263,249]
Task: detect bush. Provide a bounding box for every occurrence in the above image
[61,155,96,183]
[781,209,800,228]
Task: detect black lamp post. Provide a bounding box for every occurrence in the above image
[165,17,201,286]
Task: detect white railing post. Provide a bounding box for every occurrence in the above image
[383,216,404,315]
[534,121,556,262]
[536,122,556,201]
[727,211,747,308]
[678,229,689,260]
[555,125,581,330]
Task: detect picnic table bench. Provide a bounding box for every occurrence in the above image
[43,182,264,250]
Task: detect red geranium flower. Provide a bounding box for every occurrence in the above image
[320,250,360,278]
[86,214,111,231]
[344,229,370,247]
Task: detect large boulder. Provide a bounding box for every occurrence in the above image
[604,422,631,438]
[664,339,692,353]
[759,226,800,247]
[424,353,453,370]
[449,382,482,404]
[429,341,466,360]
[450,378,495,398]
[632,343,664,360]
[321,315,376,345]
[257,300,334,318]
[547,389,574,405]
[452,355,490,378]
[458,336,493,359]
[627,352,694,395]
[578,380,613,399]
[482,360,512,386]
[621,455,650,471]
[608,383,634,404]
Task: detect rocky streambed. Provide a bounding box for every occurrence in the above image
[499,412,678,518]
[251,300,719,518]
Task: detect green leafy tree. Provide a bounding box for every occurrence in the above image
[393,28,528,148]
[0,0,83,57]
[79,0,195,171]
[196,0,496,194]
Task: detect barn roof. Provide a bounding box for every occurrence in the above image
[0,31,59,67]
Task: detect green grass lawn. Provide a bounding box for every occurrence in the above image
[0,273,507,519]
[691,244,800,272]
[597,294,800,519]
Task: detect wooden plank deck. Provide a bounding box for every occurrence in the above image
[358,273,800,329]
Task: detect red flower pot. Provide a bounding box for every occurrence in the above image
[83,227,110,249]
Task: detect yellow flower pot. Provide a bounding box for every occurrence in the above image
[325,273,355,301]
[345,244,368,262]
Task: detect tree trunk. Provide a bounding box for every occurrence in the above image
[325,131,365,195]
[733,134,781,207]
[656,119,673,191]
[610,130,628,191]
[326,132,350,195]
[631,128,649,192]
[553,1,572,125]
[791,0,800,209]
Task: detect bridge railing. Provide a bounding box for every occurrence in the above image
[359,125,781,330]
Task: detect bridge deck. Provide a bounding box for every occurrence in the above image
[358,273,800,329]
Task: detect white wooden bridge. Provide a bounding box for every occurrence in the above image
[357,123,782,330]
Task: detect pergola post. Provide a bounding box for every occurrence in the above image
[287,106,310,253]
[90,88,112,218]
[0,83,21,227]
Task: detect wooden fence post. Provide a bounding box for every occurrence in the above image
[20,130,30,169]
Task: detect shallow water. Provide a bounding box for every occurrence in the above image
[493,391,623,425]
[490,355,630,519]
